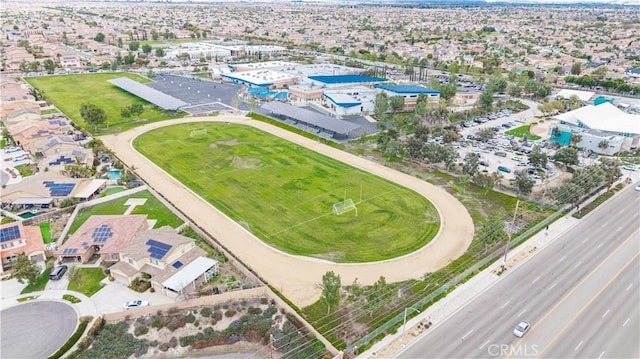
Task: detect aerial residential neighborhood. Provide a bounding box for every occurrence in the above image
[1,1,639,359]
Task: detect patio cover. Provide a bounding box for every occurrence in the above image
[162,257,218,292]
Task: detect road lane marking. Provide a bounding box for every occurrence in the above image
[575,340,583,351]
[518,309,527,317]
[507,230,640,359]
[532,276,541,283]
[461,329,474,340]
[549,283,557,290]
[501,300,510,309]
[616,227,622,232]
[559,255,566,262]
[596,243,604,249]
[598,351,605,359]
[623,318,630,327]
[480,339,490,349]
[582,237,590,243]
[574,261,582,268]
[626,283,633,291]
[602,309,610,318]
[536,252,639,358]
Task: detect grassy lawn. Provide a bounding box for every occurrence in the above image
[39,222,52,244]
[25,73,186,135]
[505,125,541,140]
[134,123,440,263]
[102,186,126,196]
[67,190,183,235]
[67,267,106,297]
[14,164,34,177]
[20,267,52,294]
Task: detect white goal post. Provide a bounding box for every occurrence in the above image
[333,198,358,216]
[190,128,208,137]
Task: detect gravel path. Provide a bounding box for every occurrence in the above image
[99,114,474,307]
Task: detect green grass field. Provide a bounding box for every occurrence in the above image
[25,73,185,135]
[505,125,541,140]
[134,123,440,263]
[67,267,106,297]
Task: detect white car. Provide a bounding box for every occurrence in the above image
[513,321,530,338]
[635,184,640,192]
[622,165,636,171]
[123,299,149,310]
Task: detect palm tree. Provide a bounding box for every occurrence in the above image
[598,139,609,150]
[570,133,583,147]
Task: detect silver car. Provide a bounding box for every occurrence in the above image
[513,321,530,337]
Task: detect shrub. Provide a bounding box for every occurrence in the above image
[87,317,105,337]
[248,306,262,315]
[159,342,171,352]
[263,306,277,318]
[166,315,186,332]
[149,340,159,347]
[224,309,236,318]
[260,297,269,305]
[134,326,149,336]
[152,319,164,329]
[200,307,212,317]
[213,311,223,321]
[185,313,196,324]
[169,336,178,348]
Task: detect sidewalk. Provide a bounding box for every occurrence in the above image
[358,176,637,359]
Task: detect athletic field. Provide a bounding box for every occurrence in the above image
[134,122,440,262]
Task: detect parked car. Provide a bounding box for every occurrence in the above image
[123,299,149,310]
[513,321,531,337]
[622,165,636,171]
[479,160,489,167]
[495,151,507,157]
[498,166,511,173]
[49,265,68,280]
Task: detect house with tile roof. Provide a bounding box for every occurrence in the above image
[57,215,148,264]
[0,222,46,274]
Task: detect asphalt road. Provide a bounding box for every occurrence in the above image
[0,301,77,358]
[396,186,640,359]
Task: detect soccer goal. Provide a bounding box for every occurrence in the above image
[190,128,208,137]
[333,198,358,216]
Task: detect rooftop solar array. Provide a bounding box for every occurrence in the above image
[92,224,113,243]
[43,182,76,196]
[62,248,78,254]
[49,119,67,126]
[49,156,75,166]
[108,77,188,111]
[261,102,359,135]
[0,226,21,243]
[172,261,183,269]
[146,239,173,259]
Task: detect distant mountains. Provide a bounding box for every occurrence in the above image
[40,0,640,5]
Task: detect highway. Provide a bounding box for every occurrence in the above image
[396,186,640,359]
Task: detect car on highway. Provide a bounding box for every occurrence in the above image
[513,321,530,337]
[49,265,68,280]
[123,299,149,310]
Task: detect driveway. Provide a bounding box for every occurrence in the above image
[91,280,175,314]
[0,301,77,358]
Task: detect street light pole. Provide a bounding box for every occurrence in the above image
[402,307,421,342]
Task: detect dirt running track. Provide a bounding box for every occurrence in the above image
[100,114,474,307]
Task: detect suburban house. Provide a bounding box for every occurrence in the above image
[2,172,107,207]
[0,222,46,275]
[57,215,148,264]
[110,226,218,297]
[550,102,640,155]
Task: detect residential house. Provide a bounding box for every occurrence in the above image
[0,222,46,274]
[110,227,218,297]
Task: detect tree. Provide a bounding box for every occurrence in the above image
[598,140,609,150]
[123,52,135,65]
[570,133,583,147]
[551,182,584,205]
[117,37,123,48]
[462,153,480,177]
[507,84,522,97]
[141,43,152,54]
[28,87,44,101]
[80,102,106,130]
[43,59,56,73]
[513,171,535,197]
[473,172,495,195]
[478,89,494,109]
[389,95,405,113]
[128,41,140,51]
[320,271,341,314]
[527,145,547,169]
[441,146,459,171]
[553,147,579,167]
[571,62,582,75]
[487,76,507,93]
[121,107,131,119]
[476,128,496,142]
[129,103,144,118]
[19,60,29,73]
[367,276,391,316]
[373,92,389,121]
[94,32,105,42]
[155,47,165,58]
[10,254,40,286]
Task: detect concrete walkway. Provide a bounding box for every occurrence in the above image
[99,114,475,307]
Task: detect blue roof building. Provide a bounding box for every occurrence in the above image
[374,84,441,95]
[308,75,387,87]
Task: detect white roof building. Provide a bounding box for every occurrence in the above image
[553,89,596,102]
[555,102,640,136]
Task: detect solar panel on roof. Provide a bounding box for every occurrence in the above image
[0,226,21,243]
[150,252,163,259]
[146,239,172,251]
[172,261,183,269]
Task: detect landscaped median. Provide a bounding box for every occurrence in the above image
[573,183,625,219]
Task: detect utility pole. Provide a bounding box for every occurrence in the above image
[606,150,620,193]
[502,199,521,266]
